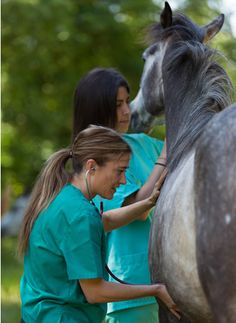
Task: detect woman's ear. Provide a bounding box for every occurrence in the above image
[86,159,97,173]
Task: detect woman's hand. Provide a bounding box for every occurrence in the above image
[155,284,181,320]
[103,167,167,230]
[148,168,167,207]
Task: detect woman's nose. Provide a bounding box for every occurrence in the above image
[123,103,130,115]
[119,173,127,185]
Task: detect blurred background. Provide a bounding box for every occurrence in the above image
[1,0,236,321]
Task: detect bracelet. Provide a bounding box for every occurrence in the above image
[155,162,166,167]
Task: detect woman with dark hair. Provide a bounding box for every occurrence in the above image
[73,68,167,322]
[18,125,179,322]
[73,68,130,137]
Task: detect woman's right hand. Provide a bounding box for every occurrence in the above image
[155,284,181,320]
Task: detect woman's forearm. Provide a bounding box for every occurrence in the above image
[102,197,154,231]
[79,278,181,320]
[125,162,166,204]
[102,168,166,231]
[123,145,167,206]
[80,278,160,303]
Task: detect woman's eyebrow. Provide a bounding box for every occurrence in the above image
[116,95,130,101]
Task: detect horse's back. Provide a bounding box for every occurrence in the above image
[195,104,236,323]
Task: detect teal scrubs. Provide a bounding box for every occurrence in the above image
[93,133,163,321]
[20,184,107,323]
[106,304,159,323]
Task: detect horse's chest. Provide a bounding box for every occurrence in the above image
[150,154,212,321]
[157,157,198,284]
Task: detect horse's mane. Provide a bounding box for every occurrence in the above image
[166,42,233,171]
[150,14,233,171]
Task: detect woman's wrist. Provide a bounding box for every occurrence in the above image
[155,162,166,167]
[155,156,167,167]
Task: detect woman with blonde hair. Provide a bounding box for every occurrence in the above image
[19,125,179,322]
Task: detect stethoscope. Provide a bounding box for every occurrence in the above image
[85,169,130,285]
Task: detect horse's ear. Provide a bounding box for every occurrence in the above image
[202,14,224,43]
[160,2,172,28]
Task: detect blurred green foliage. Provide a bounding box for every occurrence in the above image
[2,0,236,199]
[1,237,22,322]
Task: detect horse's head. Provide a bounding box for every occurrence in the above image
[130,1,224,132]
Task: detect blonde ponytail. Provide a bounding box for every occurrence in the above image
[18,148,71,257]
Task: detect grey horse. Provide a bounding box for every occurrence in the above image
[131,2,236,323]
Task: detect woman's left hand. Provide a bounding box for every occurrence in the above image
[148,168,167,206]
[155,284,181,320]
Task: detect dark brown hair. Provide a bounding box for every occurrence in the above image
[73,68,130,139]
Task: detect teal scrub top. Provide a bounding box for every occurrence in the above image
[93,133,164,313]
[20,184,107,323]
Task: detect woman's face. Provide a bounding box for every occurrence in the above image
[115,86,130,133]
[92,153,130,200]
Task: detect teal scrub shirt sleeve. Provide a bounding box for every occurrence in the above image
[60,211,104,280]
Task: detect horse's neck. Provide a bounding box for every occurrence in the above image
[164,84,212,172]
[162,44,232,172]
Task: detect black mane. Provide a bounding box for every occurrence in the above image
[150,14,233,171]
